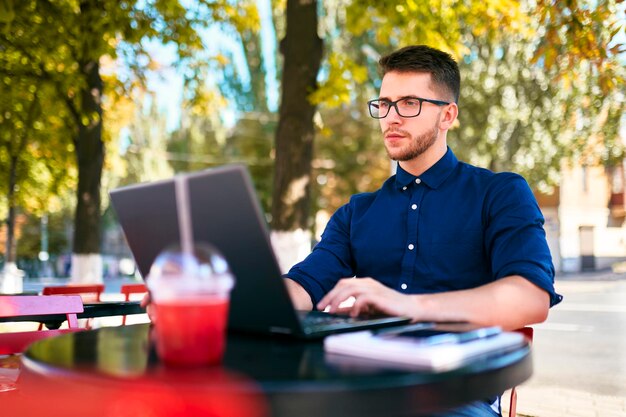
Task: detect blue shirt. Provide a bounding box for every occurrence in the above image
[286,148,562,308]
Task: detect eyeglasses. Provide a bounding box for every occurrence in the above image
[367,96,450,119]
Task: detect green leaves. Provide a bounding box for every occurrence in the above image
[312,0,625,192]
[310,53,368,107]
[0,0,15,23]
[533,0,625,95]
[2,0,624,258]
[0,0,258,259]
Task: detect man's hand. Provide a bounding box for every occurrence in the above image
[317,278,419,318]
[316,275,551,330]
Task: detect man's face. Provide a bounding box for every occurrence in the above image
[378,71,446,162]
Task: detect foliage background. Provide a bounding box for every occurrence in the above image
[0,0,624,273]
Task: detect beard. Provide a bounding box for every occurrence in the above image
[384,119,440,162]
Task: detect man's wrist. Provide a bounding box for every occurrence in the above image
[284,277,314,311]
[409,293,432,322]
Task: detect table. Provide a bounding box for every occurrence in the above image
[16,324,532,416]
[0,301,146,329]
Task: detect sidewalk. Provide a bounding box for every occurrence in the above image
[555,269,626,282]
[502,385,626,417]
[502,270,626,417]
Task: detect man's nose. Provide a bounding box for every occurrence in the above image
[385,105,403,123]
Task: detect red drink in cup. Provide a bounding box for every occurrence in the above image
[153,297,230,366]
[148,244,235,367]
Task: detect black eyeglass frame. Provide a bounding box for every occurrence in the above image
[367,96,450,119]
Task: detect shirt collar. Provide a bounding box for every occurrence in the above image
[394,147,459,190]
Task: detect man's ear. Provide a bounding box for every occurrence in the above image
[439,102,458,131]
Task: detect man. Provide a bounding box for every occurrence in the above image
[283,45,562,417]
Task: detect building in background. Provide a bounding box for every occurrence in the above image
[537,161,626,273]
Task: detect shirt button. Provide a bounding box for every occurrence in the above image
[401,283,408,290]
[415,178,421,184]
[402,186,407,191]
[411,204,417,210]
[408,244,415,250]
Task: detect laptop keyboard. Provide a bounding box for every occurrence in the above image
[299,311,381,333]
[290,310,412,337]
[302,312,359,326]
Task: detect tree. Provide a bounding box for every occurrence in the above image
[15,211,69,277]
[270,0,531,261]
[270,0,625,250]
[0,75,74,268]
[269,0,323,268]
[168,99,277,212]
[450,33,625,192]
[0,0,249,281]
[533,0,625,94]
[166,88,230,174]
[219,0,269,114]
[123,96,173,184]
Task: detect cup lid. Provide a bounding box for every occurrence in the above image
[147,242,235,300]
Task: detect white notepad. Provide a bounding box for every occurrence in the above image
[324,326,526,371]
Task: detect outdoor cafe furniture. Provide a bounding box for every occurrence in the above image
[0,295,84,355]
[119,283,148,325]
[15,323,532,416]
[0,300,146,330]
[39,284,105,329]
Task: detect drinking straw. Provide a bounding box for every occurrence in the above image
[175,175,194,256]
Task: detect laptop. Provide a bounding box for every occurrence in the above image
[110,165,410,338]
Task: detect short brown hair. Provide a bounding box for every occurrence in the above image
[379,45,460,104]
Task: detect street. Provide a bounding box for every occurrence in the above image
[532,273,626,396]
[510,271,626,416]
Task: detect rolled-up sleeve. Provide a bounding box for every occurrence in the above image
[285,203,356,307]
[484,173,563,307]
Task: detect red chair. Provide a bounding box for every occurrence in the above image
[41,284,104,302]
[0,295,84,355]
[120,283,147,325]
[508,327,534,417]
[39,284,104,329]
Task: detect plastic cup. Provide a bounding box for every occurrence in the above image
[147,243,235,367]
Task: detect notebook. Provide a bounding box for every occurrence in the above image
[110,165,410,338]
[324,323,527,371]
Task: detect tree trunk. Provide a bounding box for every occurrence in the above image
[71,58,104,283]
[271,0,322,232]
[1,152,24,293]
[3,93,37,265]
[270,0,323,271]
[241,29,269,113]
[4,155,18,264]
